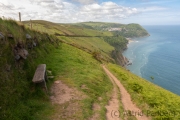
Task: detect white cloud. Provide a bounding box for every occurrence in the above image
[29,0,64,12]
[29,0,54,4]
[0,2,25,19]
[0,0,139,23]
[77,2,139,21]
[71,0,97,4]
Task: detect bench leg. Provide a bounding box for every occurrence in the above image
[45,71,48,81]
[43,80,48,93]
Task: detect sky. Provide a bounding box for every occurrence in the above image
[0,0,180,25]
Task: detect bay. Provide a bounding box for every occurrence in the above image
[123,25,180,95]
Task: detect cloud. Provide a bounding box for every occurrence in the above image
[0,0,139,23]
[25,1,139,22]
[29,0,54,4]
[71,0,97,4]
[29,0,64,12]
[0,2,24,19]
[76,2,139,21]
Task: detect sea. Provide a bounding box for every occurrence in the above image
[123,25,180,96]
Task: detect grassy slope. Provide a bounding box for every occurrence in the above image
[0,19,114,120]
[23,20,116,62]
[0,18,60,119]
[35,43,113,120]
[23,20,113,36]
[1,19,180,120]
[108,63,180,120]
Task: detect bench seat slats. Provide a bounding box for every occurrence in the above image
[32,64,46,83]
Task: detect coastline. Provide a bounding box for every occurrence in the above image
[126,37,134,44]
[124,38,134,66]
[123,26,180,96]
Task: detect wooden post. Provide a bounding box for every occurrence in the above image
[30,19,32,29]
[19,12,21,22]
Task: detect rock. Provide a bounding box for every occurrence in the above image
[54,81,60,84]
[48,76,54,79]
[14,42,28,59]
[5,64,11,71]
[17,42,24,49]
[26,34,31,39]
[18,49,28,59]
[47,70,52,75]
[7,34,13,39]
[0,32,4,40]
[127,62,132,66]
[14,47,28,60]
[27,40,36,49]
[33,41,36,47]
[27,43,33,49]
[15,55,20,60]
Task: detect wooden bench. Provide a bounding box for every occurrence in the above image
[32,64,48,92]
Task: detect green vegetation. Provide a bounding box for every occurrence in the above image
[38,43,113,120]
[0,19,113,120]
[75,22,124,31]
[1,18,180,120]
[112,23,149,38]
[0,18,59,120]
[76,22,149,38]
[23,20,115,63]
[103,36,128,51]
[23,20,113,37]
[107,63,180,120]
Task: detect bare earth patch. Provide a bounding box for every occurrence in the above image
[50,80,84,104]
[88,103,101,120]
[50,80,86,120]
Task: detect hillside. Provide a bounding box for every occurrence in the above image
[1,19,180,120]
[23,20,129,66]
[75,22,149,38]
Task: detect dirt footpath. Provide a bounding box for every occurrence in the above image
[103,65,149,120]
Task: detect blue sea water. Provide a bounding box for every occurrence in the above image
[123,25,180,95]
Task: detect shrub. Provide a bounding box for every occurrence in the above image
[130,83,143,93]
[92,51,103,62]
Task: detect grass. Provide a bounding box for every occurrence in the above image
[0,18,59,120]
[36,43,113,119]
[3,18,180,120]
[23,20,115,63]
[57,36,114,61]
[23,20,113,37]
[107,63,180,120]
[0,18,114,119]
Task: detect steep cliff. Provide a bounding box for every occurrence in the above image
[112,50,129,67]
[102,36,130,67]
[76,22,149,67]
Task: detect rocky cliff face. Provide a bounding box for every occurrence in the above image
[112,50,129,67]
